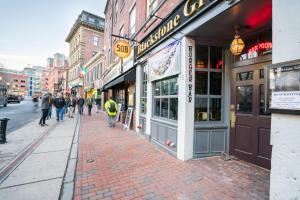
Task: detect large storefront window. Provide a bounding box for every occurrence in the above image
[140,64,148,114]
[195,46,223,122]
[153,76,178,120]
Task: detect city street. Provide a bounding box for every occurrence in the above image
[0,99,40,134]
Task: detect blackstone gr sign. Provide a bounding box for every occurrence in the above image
[136,0,221,58]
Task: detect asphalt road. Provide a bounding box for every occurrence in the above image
[0,99,41,134]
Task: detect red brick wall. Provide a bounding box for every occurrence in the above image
[82,28,104,65]
[103,0,182,70]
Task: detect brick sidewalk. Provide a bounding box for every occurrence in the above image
[74,112,270,200]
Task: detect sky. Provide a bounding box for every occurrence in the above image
[0,0,106,70]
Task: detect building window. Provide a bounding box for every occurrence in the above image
[129,5,136,37]
[93,35,99,47]
[120,25,124,37]
[148,0,158,16]
[141,63,148,115]
[115,0,118,21]
[153,76,178,120]
[88,17,95,23]
[195,46,223,122]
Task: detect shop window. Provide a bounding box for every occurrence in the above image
[195,71,208,95]
[210,46,223,69]
[236,86,253,113]
[195,46,223,122]
[141,64,148,115]
[153,76,178,120]
[237,71,253,81]
[210,72,222,95]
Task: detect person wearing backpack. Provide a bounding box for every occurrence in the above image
[104,97,118,127]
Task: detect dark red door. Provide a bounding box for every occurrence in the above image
[230,61,272,169]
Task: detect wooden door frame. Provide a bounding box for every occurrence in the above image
[230,55,272,168]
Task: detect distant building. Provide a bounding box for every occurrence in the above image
[53,53,66,68]
[23,66,44,96]
[41,69,50,94]
[46,53,69,96]
[65,10,105,97]
[47,57,54,70]
[0,69,28,96]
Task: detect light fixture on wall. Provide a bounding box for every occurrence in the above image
[230,26,245,55]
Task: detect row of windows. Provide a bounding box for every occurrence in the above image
[70,50,80,66]
[84,63,103,85]
[140,46,224,123]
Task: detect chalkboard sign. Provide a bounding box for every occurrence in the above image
[116,103,122,122]
[124,107,133,131]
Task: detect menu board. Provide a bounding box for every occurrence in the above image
[268,60,300,113]
[123,107,133,131]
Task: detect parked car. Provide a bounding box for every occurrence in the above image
[7,95,20,103]
[18,95,24,101]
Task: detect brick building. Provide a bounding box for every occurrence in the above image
[46,53,69,96]
[0,71,28,97]
[65,11,105,97]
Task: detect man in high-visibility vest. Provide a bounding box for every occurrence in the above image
[104,97,118,127]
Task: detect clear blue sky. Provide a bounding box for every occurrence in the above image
[0,0,105,70]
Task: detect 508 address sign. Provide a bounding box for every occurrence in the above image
[114,40,132,59]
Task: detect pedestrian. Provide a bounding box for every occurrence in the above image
[104,97,118,127]
[86,97,93,116]
[95,96,100,113]
[65,96,70,114]
[77,96,85,115]
[53,93,66,122]
[47,93,53,120]
[69,96,76,118]
[32,95,39,112]
[39,93,50,126]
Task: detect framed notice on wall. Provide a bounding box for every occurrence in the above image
[124,107,133,131]
[267,59,300,114]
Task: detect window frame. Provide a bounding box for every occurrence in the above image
[140,63,148,115]
[148,0,158,16]
[153,76,178,121]
[195,46,224,124]
[93,35,99,47]
[129,4,136,37]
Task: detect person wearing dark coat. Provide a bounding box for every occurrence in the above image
[77,96,85,115]
[53,93,66,122]
[39,93,50,126]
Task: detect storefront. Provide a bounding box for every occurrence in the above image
[102,54,136,128]
[135,0,272,168]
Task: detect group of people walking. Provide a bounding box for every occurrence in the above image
[37,93,102,126]
[37,93,118,128]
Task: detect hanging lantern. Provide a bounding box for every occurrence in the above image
[196,60,205,68]
[230,27,245,55]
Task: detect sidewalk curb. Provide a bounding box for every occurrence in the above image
[0,122,58,184]
[59,115,80,200]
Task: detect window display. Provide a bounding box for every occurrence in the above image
[195,45,223,122]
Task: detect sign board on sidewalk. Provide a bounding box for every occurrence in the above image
[116,103,122,122]
[123,107,133,131]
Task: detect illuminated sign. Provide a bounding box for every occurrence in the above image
[136,0,221,58]
[114,40,131,59]
[248,42,272,53]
